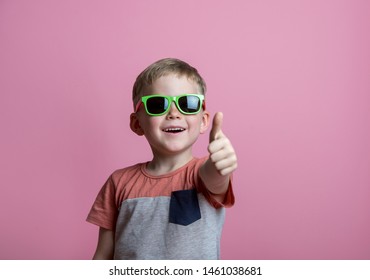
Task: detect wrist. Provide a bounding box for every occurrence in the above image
[200,159,230,194]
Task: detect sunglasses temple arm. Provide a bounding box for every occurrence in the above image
[134,101,142,112]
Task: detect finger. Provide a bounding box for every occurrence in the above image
[214,158,238,175]
[209,112,224,143]
[210,147,235,164]
[208,137,231,154]
[219,164,238,176]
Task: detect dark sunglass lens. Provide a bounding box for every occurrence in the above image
[178,96,201,113]
[146,97,169,114]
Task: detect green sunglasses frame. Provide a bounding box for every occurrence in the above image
[135,94,205,116]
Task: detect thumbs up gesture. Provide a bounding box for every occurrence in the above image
[208,112,237,176]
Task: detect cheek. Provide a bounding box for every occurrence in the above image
[188,117,205,132]
[140,116,163,134]
[153,117,165,127]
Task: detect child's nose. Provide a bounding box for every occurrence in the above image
[166,102,181,119]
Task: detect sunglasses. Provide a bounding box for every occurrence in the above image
[135,94,205,116]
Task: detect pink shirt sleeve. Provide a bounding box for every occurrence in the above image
[86,176,118,231]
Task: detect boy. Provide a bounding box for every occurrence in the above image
[87,58,237,259]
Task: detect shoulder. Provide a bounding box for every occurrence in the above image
[188,156,208,171]
[109,162,146,185]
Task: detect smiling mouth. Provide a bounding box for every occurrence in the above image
[163,128,186,133]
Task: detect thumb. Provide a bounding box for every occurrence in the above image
[209,112,224,142]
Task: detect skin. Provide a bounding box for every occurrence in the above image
[93,74,237,259]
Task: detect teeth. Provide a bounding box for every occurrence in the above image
[164,128,185,132]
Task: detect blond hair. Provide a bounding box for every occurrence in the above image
[132,58,207,106]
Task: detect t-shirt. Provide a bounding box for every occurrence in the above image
[87,157,234,259]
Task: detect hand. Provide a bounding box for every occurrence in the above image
[208,112,237,176]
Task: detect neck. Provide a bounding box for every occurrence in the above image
[146,151,194,176]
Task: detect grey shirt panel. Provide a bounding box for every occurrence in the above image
[114,193,225,260]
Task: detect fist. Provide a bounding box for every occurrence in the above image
[208,112,237,176]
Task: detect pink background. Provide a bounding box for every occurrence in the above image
[1,0,369,259]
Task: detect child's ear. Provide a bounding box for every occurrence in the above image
[130,113,144,136]
[200,110,210,134]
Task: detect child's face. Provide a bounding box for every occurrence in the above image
[130,74,210,157]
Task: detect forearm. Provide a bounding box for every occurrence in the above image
[201,112,237,199]
[93,227,115,260]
